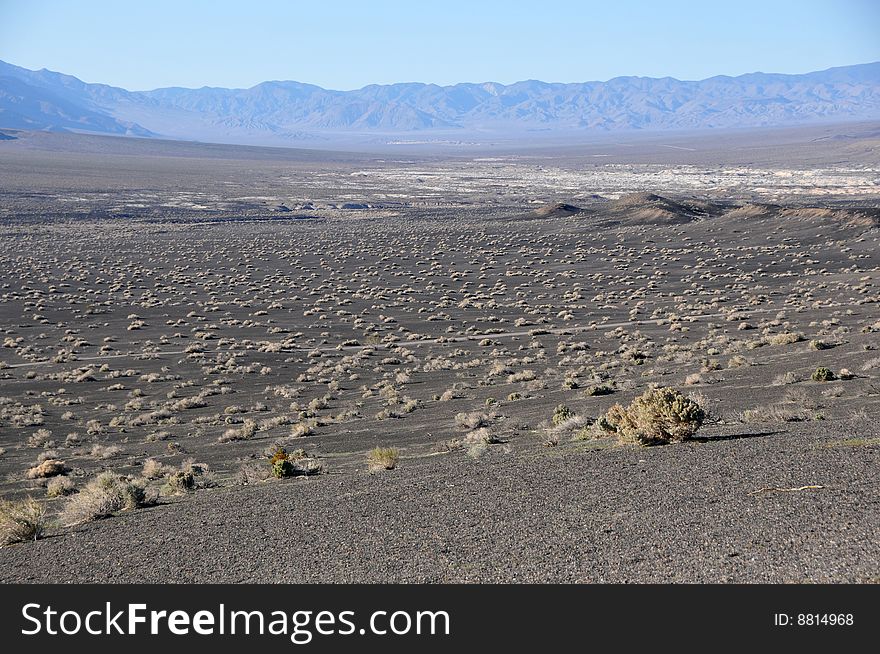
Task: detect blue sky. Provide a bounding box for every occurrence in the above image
[0,0,878,90]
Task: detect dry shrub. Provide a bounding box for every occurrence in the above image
[61,472,154,525]
[603,387,705,445]
[546,414,592,442]
[142,458,173,479]
[25,459,68,479]
[161,461,214,495]
[463,427,503,457]
[236,462,270,486]
[551,404,574,426]
[455,411,490,430]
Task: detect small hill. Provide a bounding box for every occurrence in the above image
[608,192,721,224]
[779,206,880,228]
[521,202,582,219]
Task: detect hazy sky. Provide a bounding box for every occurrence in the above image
[1,0,878,90]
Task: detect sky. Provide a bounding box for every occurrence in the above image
[0,0,878,91]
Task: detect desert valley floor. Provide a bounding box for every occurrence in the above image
[0,125,879,582]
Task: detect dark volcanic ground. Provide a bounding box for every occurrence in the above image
[2,421,878,583]
[1,130,879,583]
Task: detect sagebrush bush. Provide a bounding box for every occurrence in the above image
[604,387,705,445]
[0,497,47,545]
[61,472,153,525]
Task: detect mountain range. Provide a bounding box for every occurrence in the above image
[1,59,879,146]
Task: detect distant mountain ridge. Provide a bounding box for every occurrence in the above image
[1,59,878,146]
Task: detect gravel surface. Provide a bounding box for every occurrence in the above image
[2,422,877,583]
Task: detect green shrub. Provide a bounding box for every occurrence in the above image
[551,404,574,426]
[272,458,294,478]
[269,447,321,478]
[811,367,835,382]
[603,387,705,446]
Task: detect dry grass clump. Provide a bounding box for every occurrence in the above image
[462,427,503,457]
[163,461,215,495]
[61,472,154,525]
[765,332,804,346]
[772,371,802,386]
[507,370,537,383]
[740,403,811,423]
[861,357,880,371]
[584,383,614,396]
[740,390,815,423]
[142,458,174,479]
[219,418,257,442]
[546,414,593,444]
[0,497,47,545]
[90,444,123,459]
[46,476,76,498]
[290,420,316,438]
[367,446,399,472]
[455,411,491,430]
[236,464,269,485]
[602,387,705,446]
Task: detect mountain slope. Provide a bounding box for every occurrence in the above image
[0,74,153,136]
[0,59,878,144]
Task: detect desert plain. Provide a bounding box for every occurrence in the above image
[0,123,879,582]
